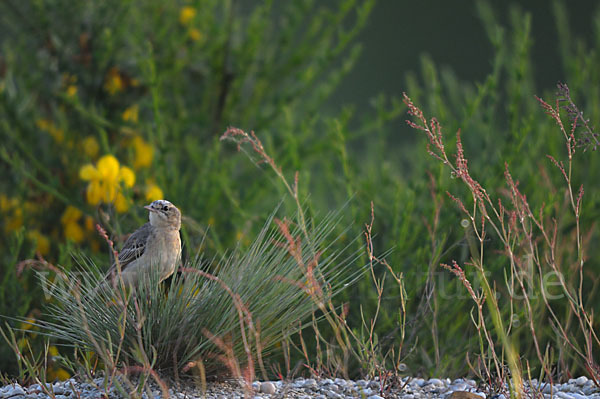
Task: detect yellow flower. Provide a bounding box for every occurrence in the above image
[64,222,84,242]
[114,192,130,213]
[188,28,202,41]
[145,183,163,202]
[102,182,117,203]
[19,317,37,332]
[179,6,196,25]
[48,367,70,381]
[48,345,59,357]
[79,155,136,209]
[61,206,85,243]
[27,230,50,255]
[120,166,135,187]
[132,136,154,169]
[81,136,99,158]
[86,180,103,205]
[84,216,96,232]
[66,85,77,97]
[122,105,139,123]
[61,205,82,225]
[104,67,124,95]
[97,155,120,183]
[79,164,99,180]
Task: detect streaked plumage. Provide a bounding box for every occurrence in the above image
[106,199,182,287]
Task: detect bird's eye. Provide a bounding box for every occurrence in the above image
[162,205,170,211]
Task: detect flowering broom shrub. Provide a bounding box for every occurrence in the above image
[0,0,380,376]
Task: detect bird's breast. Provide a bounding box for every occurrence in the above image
[146,229,182,278]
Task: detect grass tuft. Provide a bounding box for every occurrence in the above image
[31,207,366,381]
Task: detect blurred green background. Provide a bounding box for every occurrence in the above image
[1,0,599,380]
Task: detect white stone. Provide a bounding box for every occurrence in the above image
[52,384,65,395]
[542,384,554,394]
[367,396,384,399]
[556,392,574,399]
[575,376,588,386]
[429,378,444,387]
[303,379,317,389]
[25,385,41,394]
[259,382,276,395]
[448,383,468,392]
[411,378,425,387]
[4,385,26,397]
[251,381,261,391]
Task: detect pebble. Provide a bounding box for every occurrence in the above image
[576,377,589,386]
[557,393,575,399]
[0,376,597,399]
[4,385,26,398]
[429,378,444,387]
[259,381,276,394]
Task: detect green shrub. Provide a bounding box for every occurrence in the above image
[1,0,600,385]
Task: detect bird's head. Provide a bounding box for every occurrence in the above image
[145,200,181,230]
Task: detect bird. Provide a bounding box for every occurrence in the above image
[105,199,182,288]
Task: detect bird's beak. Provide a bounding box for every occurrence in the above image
[144,205,157,212]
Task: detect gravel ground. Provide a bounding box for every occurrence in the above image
[1,376,598,398]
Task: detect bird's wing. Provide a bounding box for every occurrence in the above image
[106,222,151,275]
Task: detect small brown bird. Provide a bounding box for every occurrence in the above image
[106,199,182,287]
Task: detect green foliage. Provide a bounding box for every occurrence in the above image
[1,0,600,385]
[0,0,380,378]
[394,0,600,378]
[0,232,37,376]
